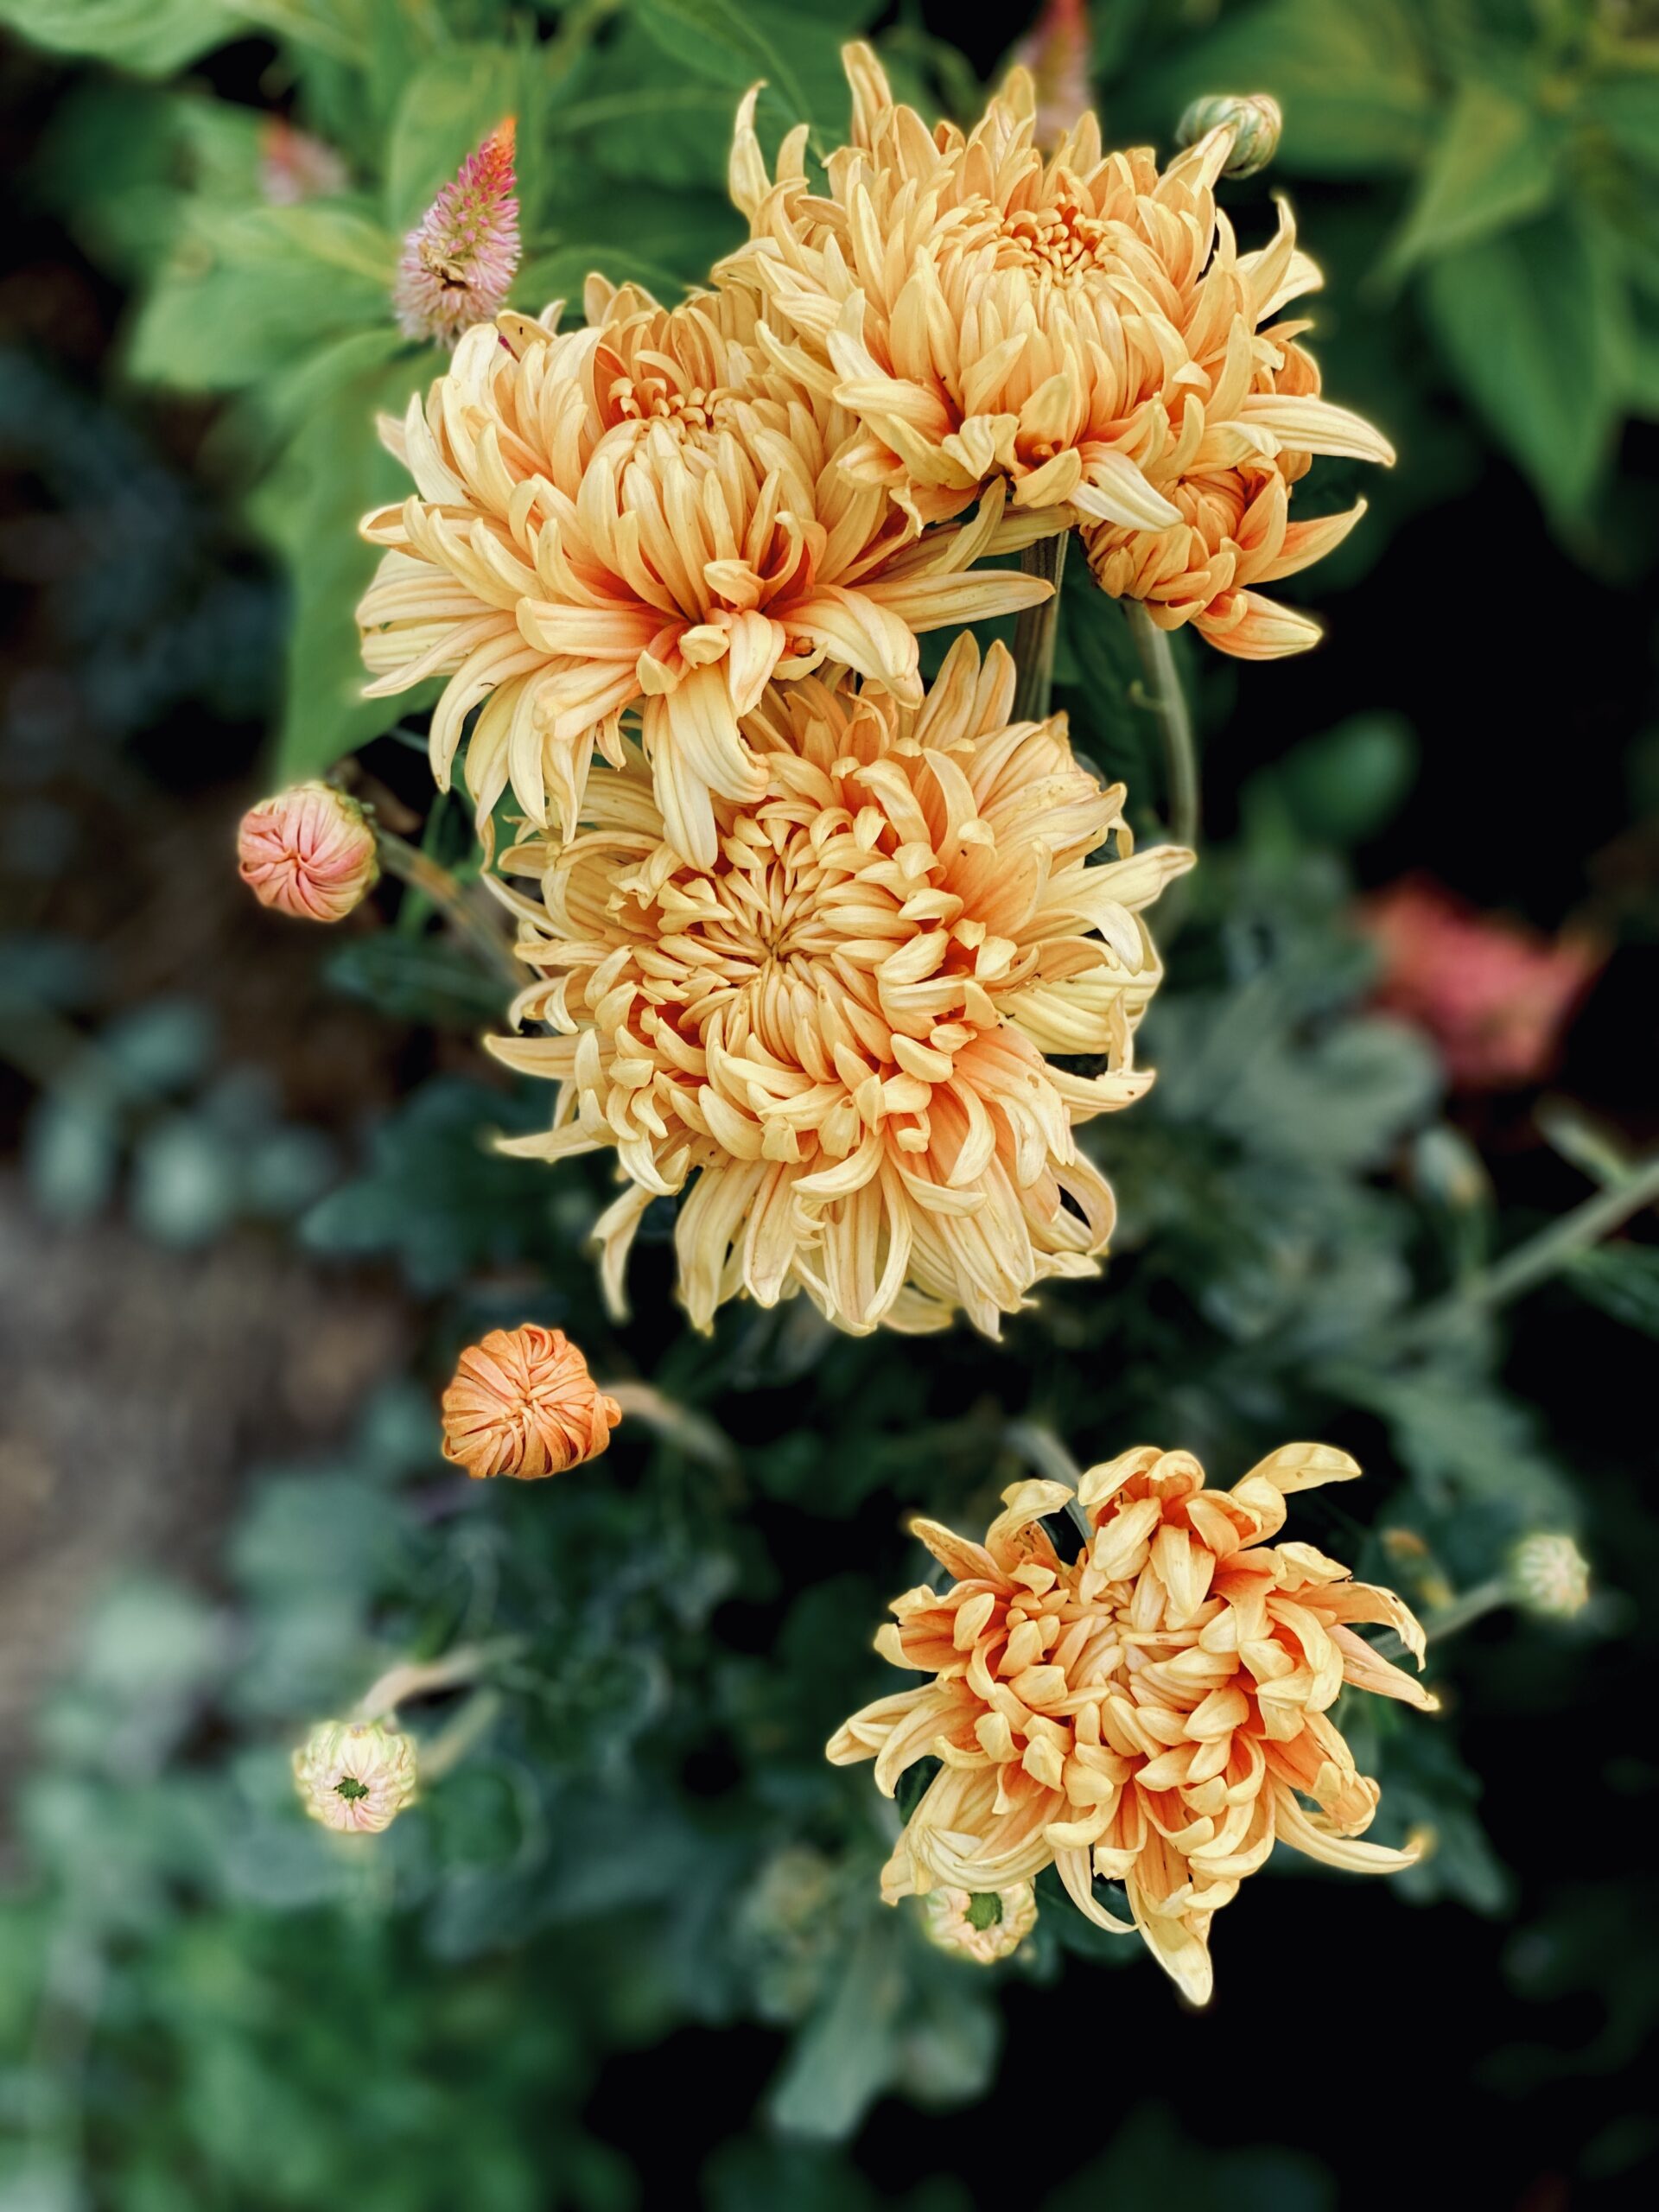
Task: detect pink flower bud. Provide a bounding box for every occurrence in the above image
[393,119,520,347]
[238,782,379,924]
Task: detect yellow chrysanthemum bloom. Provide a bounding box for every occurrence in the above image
[358,279,1051,867]
[829,1443,1435,2005]
[487,636,1191,1337]
[722,45,1393,658]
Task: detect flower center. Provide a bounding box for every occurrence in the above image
[607,372,737,436]
[996,195,1112,283]
[334,1774,370,1802]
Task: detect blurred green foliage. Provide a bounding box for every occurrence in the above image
[3,1,1656,2204]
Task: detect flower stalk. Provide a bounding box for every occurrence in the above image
[1011,529,1069,724]
[1127,602,1200,855]
[373,826,520,987]
[1383,1147,1659,1354]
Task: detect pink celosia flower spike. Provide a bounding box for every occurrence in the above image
[393,118,520,347]
[1014,0,1094,150]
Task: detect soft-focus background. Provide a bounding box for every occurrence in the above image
[2,2,1656,2206]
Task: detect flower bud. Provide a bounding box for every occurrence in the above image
[394,119,520,346]
[441,1324,621,1480]
[293,1717,417,1834]
[1176,92,1283,179]
[238,782,378,923]
[1509,1534,1591,1621]
[921,1883,1038,1964]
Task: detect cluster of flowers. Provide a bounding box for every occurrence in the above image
[251,42,1590,2001]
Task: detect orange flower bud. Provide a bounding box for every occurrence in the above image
[440,1324,621,1480]
[238,782,378,923]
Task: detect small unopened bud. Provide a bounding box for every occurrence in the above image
[921,1883,1037,1964]
[441,1324,621,1480]
[394,119,520,346]
[238,782,378,923]
[1177,92,1283,179]
[294,1717,417,1834]
[1510,1534,1591,1621]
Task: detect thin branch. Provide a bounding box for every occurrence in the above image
[1384,1149,1659,1355]
[1011,532,1069,724]
[374,828,521,988]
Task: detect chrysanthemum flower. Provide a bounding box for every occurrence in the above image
[488,636,1190,1337]
[723,45,1393,657]
[293,1717,417,1834]
[829,1442,1434,2004]
[237,782,379,922]
[440,1323,621,1478]
[393,119,520,346]
[359,280,1051,868]
[1363,877,1603,1090]
[922,1882,1038,1964]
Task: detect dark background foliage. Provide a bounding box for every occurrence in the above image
[2,3,1656,2207]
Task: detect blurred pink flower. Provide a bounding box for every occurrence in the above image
[258,118,348,205]
[1363,877,1603,1090]
[1013,0,1094,149]
[393,119,520,346]
[237,782,378,923]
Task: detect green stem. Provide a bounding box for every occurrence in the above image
[1126,602,1199,853]
[1384,1149,1659,1354]
[354,1636,526,1724]
[1011,532,1069,724]
[374,828,520,988]
[1370,1578,1508,1662]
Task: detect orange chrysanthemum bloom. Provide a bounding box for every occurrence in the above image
[488,637,1190,1337]
[440,1323,621,1479]
[829,1442,1434,2004]
[358,279,1050,867]
[723,45,1393,658]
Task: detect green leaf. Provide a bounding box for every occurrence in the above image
[1586,73,1659,175]
[127,205,397,393]
[1384,81,1560,278]
[300,1076,558,1293]
[1147,0,1436,177]
[1422,207,1626,524]
[632,0,830,135]
[324,933,505,1029]
[1565,1242,1659,1336]
[246,334,432,779]
[0,0,240,74]
[1250,714,1420,849]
